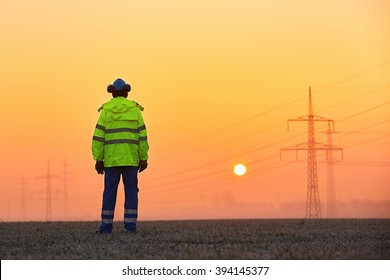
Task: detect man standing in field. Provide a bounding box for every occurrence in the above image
[92,78,149,233]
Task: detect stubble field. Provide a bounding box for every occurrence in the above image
[0,219,389,259]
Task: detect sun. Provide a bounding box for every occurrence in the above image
[233,163,247,176]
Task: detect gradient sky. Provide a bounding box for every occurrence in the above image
[1,0,389,221]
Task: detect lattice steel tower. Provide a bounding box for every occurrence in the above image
[325,122,336,218]
[62,159,69,219]
[280,87,342,218]
[36,161,61,221]
[322,121,343,218]
[305,88,321,218]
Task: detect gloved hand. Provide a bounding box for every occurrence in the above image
[95,161,104,175]
[139,160,148,173]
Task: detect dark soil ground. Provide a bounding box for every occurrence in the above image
[0,219,388,259]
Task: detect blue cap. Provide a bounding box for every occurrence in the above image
[112,78,127,91]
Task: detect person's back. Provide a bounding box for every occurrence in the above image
[93,97,148,167]
[92,78,149,234]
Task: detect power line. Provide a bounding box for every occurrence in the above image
[333,119,390,140]
[144,97,390,186]
[311,61,390,96]
[143,130,305,185]
[143,62,390,201]
[344,133,390,150]
[155,60,390,152]
[155,84,389,162]
[316,85,389,114]
[154,89,308,153]
[339,161,390,167]
[337,101,390,123]
[143,109,390,202]
[144,132,390,202]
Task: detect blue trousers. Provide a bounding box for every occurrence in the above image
[100,166,139,232]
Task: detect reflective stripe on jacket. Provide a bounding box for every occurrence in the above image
[92,97,149,167]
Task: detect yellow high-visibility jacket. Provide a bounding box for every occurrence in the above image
[92,97,149,167]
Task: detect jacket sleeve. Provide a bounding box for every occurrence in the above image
[138,110,149,161]
[92,110,106,161]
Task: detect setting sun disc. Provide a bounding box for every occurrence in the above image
[234,164,247,176]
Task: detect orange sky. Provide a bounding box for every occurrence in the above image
[1,0,389,221]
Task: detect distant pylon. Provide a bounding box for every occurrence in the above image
[8,199,11,221]
[62,159,69,219]
[280,87,343,219]
[326,122,336,218]
[322,121,343,218]
[36,161,61,221]
[306,88,322,218]
[21,176,26,220]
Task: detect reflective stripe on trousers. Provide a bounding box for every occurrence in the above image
[124,208,138,231]
[100,209,114,232]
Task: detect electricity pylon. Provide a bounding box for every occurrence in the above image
[280,87,343,218]
[322,121,343,218]
[36,161,61,221]
[21,176,26,220]
[62,160,69,219]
